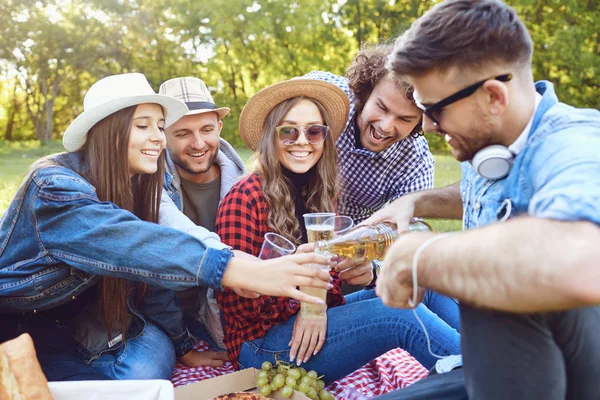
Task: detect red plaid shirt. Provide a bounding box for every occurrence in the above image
[215,173,345,368]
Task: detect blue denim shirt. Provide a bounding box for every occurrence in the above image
[0,152,233,356]
[461,81,600,229]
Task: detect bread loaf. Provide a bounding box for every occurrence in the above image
[0,334,53,400]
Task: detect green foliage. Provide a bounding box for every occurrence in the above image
[514,0,599,109]
[0,0,597,144]
[424,132,450,154]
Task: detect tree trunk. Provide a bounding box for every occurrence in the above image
[35,121,46,142]
[356,0,363,48]
[223,43,238,102]
[43,77,61,142]
[24,96,44,142]
[33,76,48,141]
[4,83,19,141]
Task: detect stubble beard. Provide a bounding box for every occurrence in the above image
[451,108,498,162]
[172,149,218,175]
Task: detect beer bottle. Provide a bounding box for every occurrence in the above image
[314,219,431,262]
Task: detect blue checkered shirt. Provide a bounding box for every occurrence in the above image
[304,71,435,223]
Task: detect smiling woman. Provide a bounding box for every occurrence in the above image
[0,73,335,384]
[214,77,461,383]
[127,104,167,176]
[274,100,327,174]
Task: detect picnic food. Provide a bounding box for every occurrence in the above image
[256,360,334,400]
[210,393,269,400]
[0,352,20,400]
[0,333,54,400]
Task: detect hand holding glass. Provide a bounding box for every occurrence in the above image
[301,213,337,318]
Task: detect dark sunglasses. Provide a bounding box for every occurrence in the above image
[275,124,329,145]
[415,73,513,126]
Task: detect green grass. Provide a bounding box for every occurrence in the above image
[0,141,463,232]
[0,140,66,214]
[427,154,463,232]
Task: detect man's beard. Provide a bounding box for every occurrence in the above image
[171,150,218,175]
[449,109,498,162]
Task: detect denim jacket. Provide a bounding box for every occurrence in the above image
[0,152,233,357]
[461,81,600,229]
[160,138,246,250]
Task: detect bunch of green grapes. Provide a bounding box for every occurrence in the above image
[255,360,335,400]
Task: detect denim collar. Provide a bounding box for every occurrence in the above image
[53,152,89,179]
[528,81,559,143]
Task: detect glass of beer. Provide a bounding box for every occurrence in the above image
[301,213,335,318]
[327,215,354,236]
[258,232,296,260]
[303,213,336,243]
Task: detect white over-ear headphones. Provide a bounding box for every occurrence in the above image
[471,144,515,180]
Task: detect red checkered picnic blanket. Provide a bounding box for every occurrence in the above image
[171,340,429,399]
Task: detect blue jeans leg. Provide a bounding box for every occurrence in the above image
[422,290,461,332]
[238,290,460,383]
[347,289,460,332]
[183,314,220,350]
[16,316,110,381]
[90,322,176,380]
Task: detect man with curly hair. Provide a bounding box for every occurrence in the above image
[304,44,435,290]
[305,44,434,225]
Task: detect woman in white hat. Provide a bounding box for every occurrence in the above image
[0,73,333,382]
[215,79,460,386]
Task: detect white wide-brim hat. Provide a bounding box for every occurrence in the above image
[239,79,350,151]
[63,73,188,152]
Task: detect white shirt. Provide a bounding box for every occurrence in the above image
[508,92,543,156]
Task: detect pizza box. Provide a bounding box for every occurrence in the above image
[48,380,174,399]
[174,368,310,400]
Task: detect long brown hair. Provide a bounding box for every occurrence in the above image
[256,97,338,245]
[79,105,165,335]
[20,105,164,335]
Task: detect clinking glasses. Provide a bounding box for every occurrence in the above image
[415,73,513,126]
[275,124,329,145]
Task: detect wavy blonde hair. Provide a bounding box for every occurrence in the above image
[256,97,338,245]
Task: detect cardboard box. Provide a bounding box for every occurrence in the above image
[175,368,310,400]
[49,380,174,400]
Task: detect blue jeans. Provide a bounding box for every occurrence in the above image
[238,289,460,383]
[90,322,175,380]
[183,314,221,350]
[9,314,175,381]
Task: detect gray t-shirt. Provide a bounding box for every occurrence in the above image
[180,176,221,233]
[179,176,221,314]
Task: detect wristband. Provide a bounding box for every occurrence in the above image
[409,233,452,307]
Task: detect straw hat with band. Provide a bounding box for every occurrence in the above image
[63,73,188,152]
[239,79,350,151]
[159,77,230,119]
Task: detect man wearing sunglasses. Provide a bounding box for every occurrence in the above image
[366,0,600,399]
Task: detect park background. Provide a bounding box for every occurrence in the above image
[1,0,599,228]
